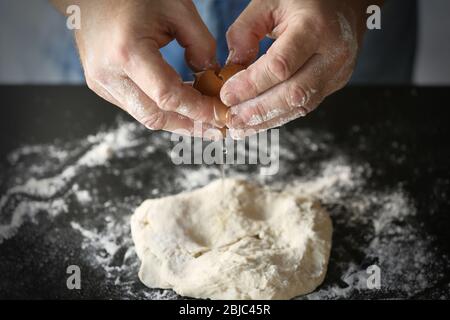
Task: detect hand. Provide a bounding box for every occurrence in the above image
[221,0,377,138]
[53,0,228,137]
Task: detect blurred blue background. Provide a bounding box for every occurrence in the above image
[0,0,449,85]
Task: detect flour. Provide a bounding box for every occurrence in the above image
[337,13,356,51]
[246,108,306,135]
[71,221,120,263]
[8,145,69,164]
[246,114,264,126]
[0,119,448,299]
[0,121,143,243]
[73,184,92,205]
[245,108,285,126]
[176,166,220,191]
[332,12,359,84]
[0,199,68,241]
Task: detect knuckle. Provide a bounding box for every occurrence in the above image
[204,33,217,49]
[242,75,259,97]
[225,33,236,47]
[156,89,180,112]
[226,22,243,42]
[248,103,270,125]
[287,84,307,107]
[310,14,327,34]
[111,29,136,66]
[85,77,96,91]
[254,104,267,119]
[304,87,325,113]
[296,13,324,35]
[305,95,324,113]
[113,41,133,66]
[336,73,351,91]
[141,112,166,130]
[267,53,291,82]
[85,64,105,83]
[225,26,237,42]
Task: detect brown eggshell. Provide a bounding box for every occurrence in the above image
[193,70,223,97]
[193,64,245,97]
[219,64,245,83]
[193,64,245,128]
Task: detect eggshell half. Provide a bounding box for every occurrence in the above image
[193,64,245,97]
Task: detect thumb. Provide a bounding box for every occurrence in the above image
[225,0,274,66]
[174,3,218,72]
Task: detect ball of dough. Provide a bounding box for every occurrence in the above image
[131,178,333,300]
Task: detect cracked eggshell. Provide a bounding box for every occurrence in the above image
[193,64,245,97]
[193,70,223,97]
[219,64,245,83]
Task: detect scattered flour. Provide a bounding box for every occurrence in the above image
[73,184,92,205]
[0,119,447,299]
[0,121,144,243]
[0,199,68,241]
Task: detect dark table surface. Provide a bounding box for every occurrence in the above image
[0,86,449,300]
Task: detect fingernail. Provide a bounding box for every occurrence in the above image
[222,92,238,106]
[225,48,236,65]
[213,99,228,128]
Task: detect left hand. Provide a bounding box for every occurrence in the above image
[221,0,374,138]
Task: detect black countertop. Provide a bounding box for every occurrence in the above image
[0,86,449,299]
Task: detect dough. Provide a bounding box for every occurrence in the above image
[131,178,332,300]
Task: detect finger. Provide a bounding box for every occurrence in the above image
[229,108,307,140]
[99,76,216,136]
[124,41,228,127]
[227,54,329,129]
[221,19,319,106]
[159,112,221,139]
[86,76,122,107]
[225,0,274,66]
[173,1,218,71]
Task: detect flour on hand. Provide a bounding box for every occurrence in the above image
[131,178,332,300]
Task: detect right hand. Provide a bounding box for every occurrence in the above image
[59,0,228,137]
